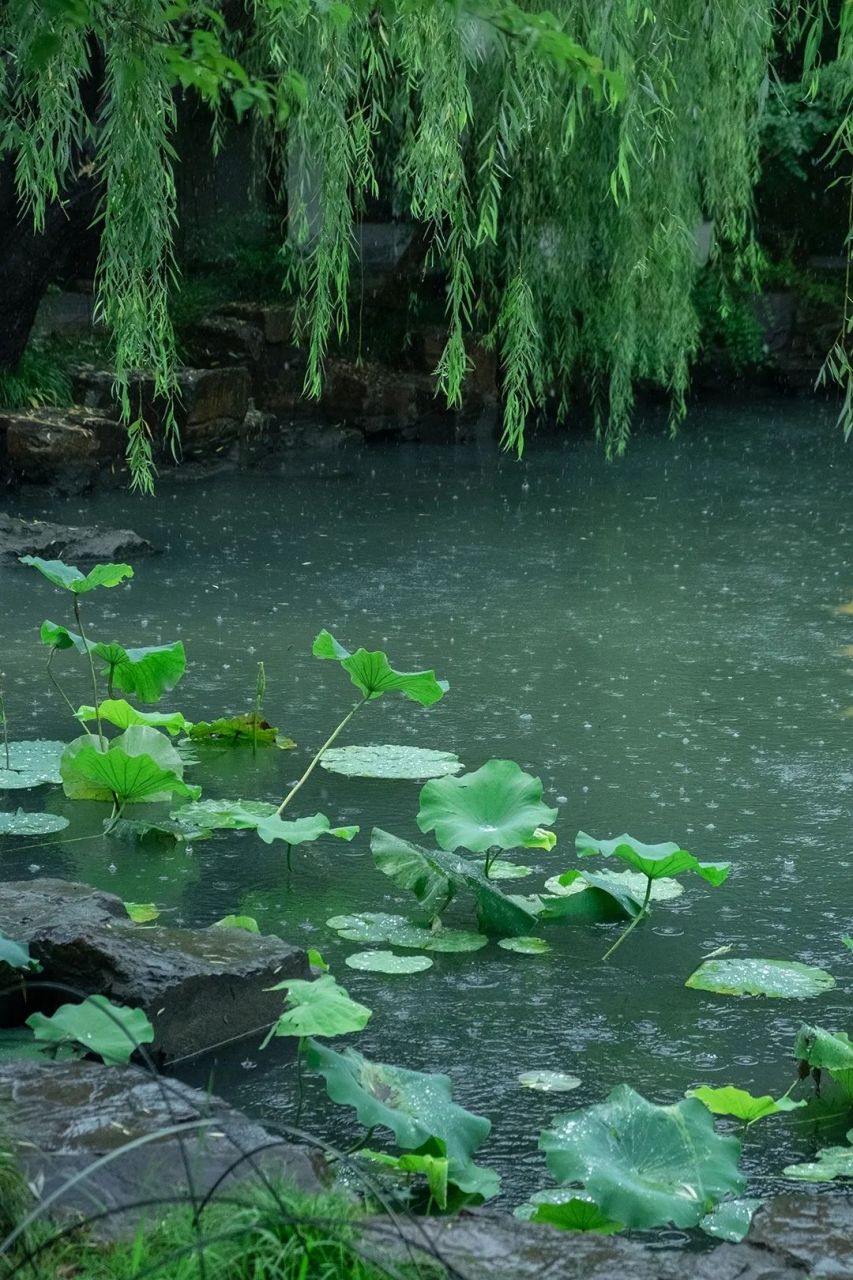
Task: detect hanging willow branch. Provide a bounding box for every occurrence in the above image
[0,0,852,490]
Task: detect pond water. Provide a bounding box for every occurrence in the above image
[2,397,853,1225]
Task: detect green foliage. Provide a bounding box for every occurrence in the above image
[687,1085,806,1124]
[20,557,133,594]
[0,340,73,410]
[76,699,192,735]
[188,713,295,748]
[417,760,557,858]
[214,914,260,932]
[320,744,463,779]
[262,974,372,1043]
[60,726,200,805]
[26,995,154,1065]
[576,832,731,886]
[497,936,551,954]
[540,1085,745,1229]
[0,932,36,971]
[124,901,161,923]
[312,630,448,705]
[43,625,187,703]
[685,958,836,999]
[794,1024,853,1098]
[783,1132,853,1181]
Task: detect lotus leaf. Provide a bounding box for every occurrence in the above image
[0,931,36,971]
[688,1085,806,1123]
[41,625,186,703]
[784,1131,853,1180]
[794,1024,853,1097]
[417,760,558,854]
[214,914,260,933]
[320,744,463,779]
[169,798,277,830]
[313,630,448,705]
[123,902,160,923]
[263,974,371,1042]
[540,1084,745,1229]
[304,1039,491,1166]
[843,936,853,950]
[515,1189,622,1232]
[26,995,154,1065]
[255,812,359,847]
[371,828,541,937]
[544,869,683,902]
[107,815,211,843]
[20,556,133,593]
[61,727,200,805]
[327,912,488,953]
[307,948,329,971]
[518,1071,581,1093]
[497,936,551,954]
[76,699,192,736]
[686,958,836,999]
[0,809,69,835]
[576,831,730,886]
[700,1198,763,1242]
[538,870,643,922]
[488,860,533,879]
[361,1149,450,1209]
[188,714,295,749]
[0,740,64,789]
[345,951,433,974]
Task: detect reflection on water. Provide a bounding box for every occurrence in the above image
[2,398,853,1205]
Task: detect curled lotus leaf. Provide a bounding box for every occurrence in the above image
[320,744,462,779]
[20,556,133,593]
[41,624,186,703]
[544,869,683,902]
[576,831,730,886]
[687,1085,806,1124]
[313,630,448,706]
[686,958,836,999]
[76,700,192,736]
[255,812,359,846]
[263,973,371,1042]
[515,1189,622,1233]
[188,713,295,749]
[794,1024,853,1098]
[417,760,558,854]
[540,1084,745,1229]
[26,995,154,1065]
[60,726,200,805]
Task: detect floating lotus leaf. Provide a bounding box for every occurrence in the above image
[700,1198,763,1242]
[576,831,730,886]
[784,1132,853,1181]
[0,809,69,835]
[497,936,551,954]
[320,744,462,779]
[188,713,295,749]
[515,1189,622,1232]
[255,812,359,847]
[518,1071,581,1093]
[214,914,260,932]
[76,699,192,736]
[540,1085,745,1229]
[169,798,277,830]
[107,815,211,843]
[60,726,200,805]
[263,974,371,1042]
[418,760,558,854]
[313,630,448,705]
[794,1024,853,1097]
[688,1085,806,1123]
[123,902,160,923]
[0,740,64,789]
[0,931,36,971]
[41,624,186,703]
[686,958,836,999]
[20,556,133,593]
[327,912,488,953]
[371,828,541,937]
[345,951,433,974]
[304,1039,491,1166]
[544,869,683,902]
[27,995,154,1065]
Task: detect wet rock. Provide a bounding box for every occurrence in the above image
[2,406,126,490]
[0,1058,324,1237]
[1,879,310,1062]
[748,1192,853,1280]
[0,514,154,564]
[183,314,266,369]
[219,302,296,346]
[73,365,250,436]
[370,1208,838,1280]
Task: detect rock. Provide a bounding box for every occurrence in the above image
[0,1058,324,1238]
[2,406,126,490]
[369,1204,853,1280]
[1,879,310,1062]
[0,514,155,564]
[182,314,265,369]
[72,365,250,437]
[219,302,296,346]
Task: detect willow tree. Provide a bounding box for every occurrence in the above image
[1,0,851,491]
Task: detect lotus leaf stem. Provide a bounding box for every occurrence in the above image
[295,1036,306,1126]
[602,875,654,961]
[46,646,87,730]
[73,597,104,749]
[0,679,10,771]
[276,696,368,815]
